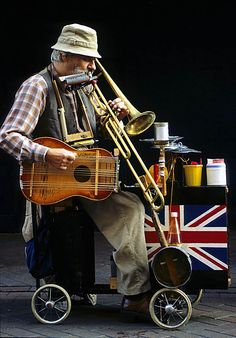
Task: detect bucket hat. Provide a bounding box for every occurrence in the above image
[51,23,101,58]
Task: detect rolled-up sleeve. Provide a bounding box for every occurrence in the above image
[0,75,49,162]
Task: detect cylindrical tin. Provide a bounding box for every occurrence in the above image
[154,122,169,144]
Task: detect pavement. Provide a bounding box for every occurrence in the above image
[0,228,236,338]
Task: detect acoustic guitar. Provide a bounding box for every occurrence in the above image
[20,137,119,205]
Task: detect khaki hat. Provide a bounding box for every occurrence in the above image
[51,23,101,58]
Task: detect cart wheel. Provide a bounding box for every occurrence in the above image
[31,284,71,324]
[149,288,192,329]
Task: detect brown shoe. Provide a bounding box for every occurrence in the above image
[121,295,151,321]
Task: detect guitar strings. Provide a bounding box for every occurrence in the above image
[21,183,117,190]
[21,173,118,179]
[21,169,117,175]
[21,185,116,189]
[21,155,119,191]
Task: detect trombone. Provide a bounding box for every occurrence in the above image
[87,60,192,288]
[89,59,165,213]
[89,60,193,288]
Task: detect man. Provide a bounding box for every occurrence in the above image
[0,23,152,318]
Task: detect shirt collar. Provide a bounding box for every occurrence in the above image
[49,63,68,92]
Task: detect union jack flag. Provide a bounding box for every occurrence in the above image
[144,204,228,271]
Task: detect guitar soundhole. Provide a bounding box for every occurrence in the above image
[74,165,91,182]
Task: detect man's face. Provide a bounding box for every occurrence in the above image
[65,54,96,75]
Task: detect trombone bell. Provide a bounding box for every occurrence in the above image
[125,111,156,136]
[95,59,156,136]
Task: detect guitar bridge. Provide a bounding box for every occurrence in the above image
[114,156,120,193]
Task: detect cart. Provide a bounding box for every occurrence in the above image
[29,184,230,329]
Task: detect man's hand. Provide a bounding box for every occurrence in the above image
[108,98,129,120]
[45,148,76,170]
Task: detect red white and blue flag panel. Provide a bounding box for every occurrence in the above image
[144,204,228,271]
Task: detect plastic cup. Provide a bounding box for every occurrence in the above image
[183,165,203,187]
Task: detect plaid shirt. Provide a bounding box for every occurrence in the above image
[0,73,82,162]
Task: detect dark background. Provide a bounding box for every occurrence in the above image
[0,1,235,232]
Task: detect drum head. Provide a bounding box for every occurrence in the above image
[151,246,192,288]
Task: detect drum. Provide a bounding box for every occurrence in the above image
[151,246,192,288]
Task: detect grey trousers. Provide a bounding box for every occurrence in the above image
[22,191,151,296]
[80,191,151,295]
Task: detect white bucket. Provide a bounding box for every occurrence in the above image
[206,159,227,186]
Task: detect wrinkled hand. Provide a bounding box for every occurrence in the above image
[45,148,76,170]
[108,98,129,120]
